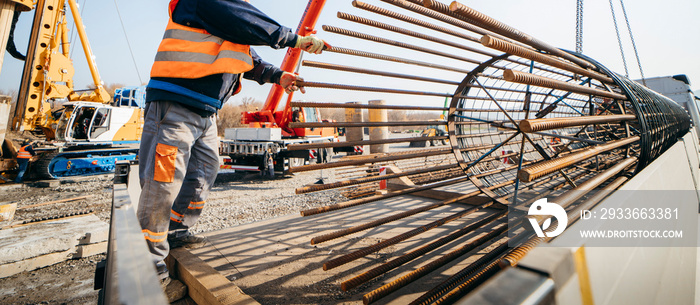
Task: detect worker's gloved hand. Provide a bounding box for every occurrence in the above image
[279,72,306,94]
[294,35,325,54]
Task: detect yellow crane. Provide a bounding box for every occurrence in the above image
[0,0,143,179]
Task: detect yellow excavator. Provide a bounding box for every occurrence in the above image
[0,0,143,179]
[409,118,448,147]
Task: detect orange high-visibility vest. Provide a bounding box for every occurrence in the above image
[17,145,32,159]
[150,0,254,79]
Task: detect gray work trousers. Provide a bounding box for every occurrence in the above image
[137,101,219,279]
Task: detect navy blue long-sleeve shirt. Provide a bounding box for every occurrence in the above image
[146,0,298,116]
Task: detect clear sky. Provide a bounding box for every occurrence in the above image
[1,0,698,109]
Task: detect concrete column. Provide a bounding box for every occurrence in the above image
[368,100,389,154]
[0,0,16,76]
[345,102,364,153]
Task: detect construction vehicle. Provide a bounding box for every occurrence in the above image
[219,0,340,177]
[0,0,143,179]
[408,119,448,148]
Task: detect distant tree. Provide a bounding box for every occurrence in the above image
[240,96,260,111]
[216,96,264,136]
[0,89,17,101]
[103,83,126,97]
[86,82,126,102]
[217,103,241,135]
[318,107,344,122]
[388,110,407,122]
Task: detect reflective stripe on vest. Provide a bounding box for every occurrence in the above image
[17,146,32,159]
[150,17,254,79]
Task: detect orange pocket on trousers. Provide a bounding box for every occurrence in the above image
[154,143,177,183]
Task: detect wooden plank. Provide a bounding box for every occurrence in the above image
[3,212,95,229]
[17,195,91,210]
[167,248,260,305]
[0,249,73,278]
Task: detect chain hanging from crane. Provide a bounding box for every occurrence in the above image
[609,0,630,77]
[618,0,646,86]
[575,0,583,53]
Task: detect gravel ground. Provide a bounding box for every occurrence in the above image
[0,169,343,304]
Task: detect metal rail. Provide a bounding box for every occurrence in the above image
[96,161,167,305]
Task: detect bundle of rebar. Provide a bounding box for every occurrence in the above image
[286,0,691,304]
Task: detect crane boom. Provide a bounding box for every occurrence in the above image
[242,0,326,136]
[12,0,109,136]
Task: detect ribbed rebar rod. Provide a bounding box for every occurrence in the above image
[292,100,447,111]
[327,45,471,74]
[342,212,506,291]
[295,81,452,97]
[302,61,460,86]
[311,193,482,245]
[518,136,639,182]
[353,0,482,44]
[292,147,452,173]
[338,11,492,60]
[287,136,449,151]
[422,187,591,305]
[365,0,570,79]
[296,164,458,194]
[446,0,596,69]
[300,175,472,216]
[323,25,482,65]
[363,226,508,304]
[481,35,615,84]
[313,177,514,247]
[410,242,510,305]
[462,88,588,103]
[289,121,447,128]
[504,70,627,100]
[555,157,637,208]
[519,114,636,133]
[457,107,576,115]
[323,202,494,270]
[569,176,630,215]
[498,161,636,271]
[430,207,583,305]
[380,0,511,46]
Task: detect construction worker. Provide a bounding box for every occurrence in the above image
[138,0,327,287]
[15,140,36,183]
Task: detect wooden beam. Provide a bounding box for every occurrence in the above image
[167,248,260,305]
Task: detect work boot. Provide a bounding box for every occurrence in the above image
[168,231,207,249]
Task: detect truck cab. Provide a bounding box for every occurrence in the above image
[54,102,142,144]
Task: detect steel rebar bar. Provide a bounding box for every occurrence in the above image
[519,114,636,133]
[341,212,506,291]
[323,202,495,270]
[503,70,628,100]
[518,136,639,182]
[295,80,453,97]
[302,61,460,86]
